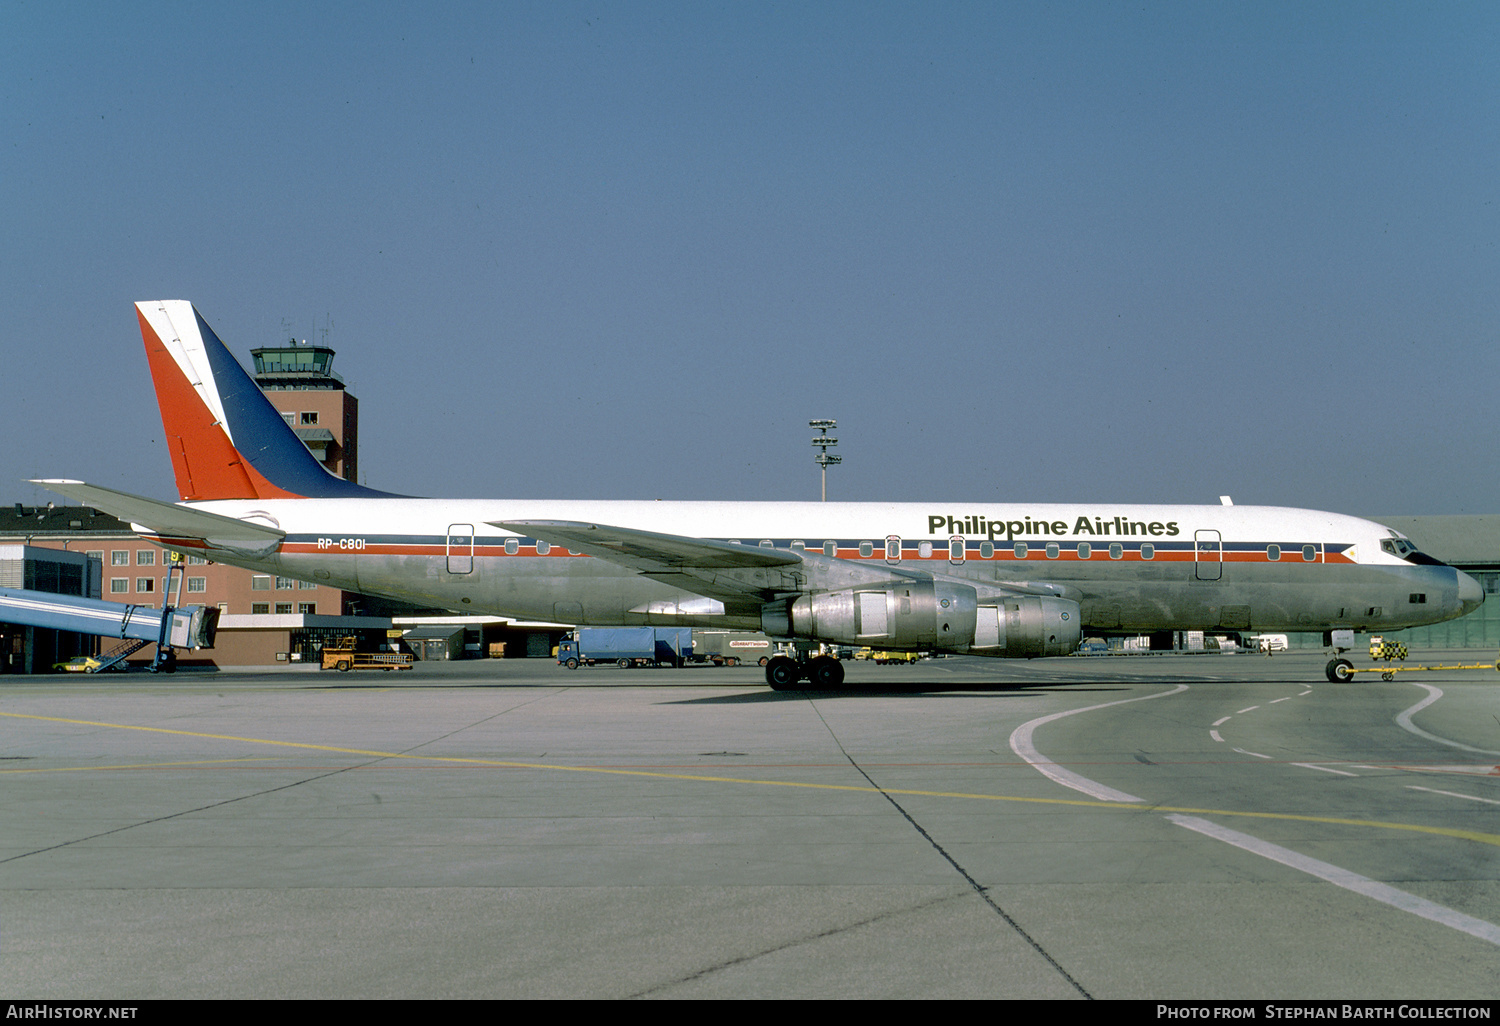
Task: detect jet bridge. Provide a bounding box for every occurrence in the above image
[0,586,218,672]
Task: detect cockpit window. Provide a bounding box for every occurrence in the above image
[1381,536,1446,566]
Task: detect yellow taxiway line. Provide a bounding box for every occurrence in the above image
[5,709,1498,849]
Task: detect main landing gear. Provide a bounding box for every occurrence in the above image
[765,654,845,691]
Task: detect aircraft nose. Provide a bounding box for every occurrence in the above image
[1456,570,1484,617]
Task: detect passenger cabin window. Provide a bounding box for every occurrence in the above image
[1267,544,1281,561]
[980,541,994,558]
[504,538,518,555]
[918,541,933,558]
[1302,545,1317,562]
[1013,542,1028,558]
[859,541,873,558]
[791,540,805,551]
[1109,543,1123,560]
[1077,542,1091,560]
[1045,542,1059,559]
[536,540,550,555]
[1140,543,1154,560]
[885,536,901,563]
[948,538,963,563]
[760,539,774,548]
[823,541,837,557]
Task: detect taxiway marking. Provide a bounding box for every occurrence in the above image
[6,709,1500,849]
[1168,814,1500,947]
[1406,785,1500,806]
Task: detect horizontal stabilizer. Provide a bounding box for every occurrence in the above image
[30,480,285,555]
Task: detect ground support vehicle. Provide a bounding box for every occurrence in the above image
[558,627,692,669]
[1324,640,1500,682]
[690,630,773,666]
[321,637,414,672]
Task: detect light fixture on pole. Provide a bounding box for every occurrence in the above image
[810,419,840,502]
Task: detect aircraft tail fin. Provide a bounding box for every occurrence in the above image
[135,301,399,501]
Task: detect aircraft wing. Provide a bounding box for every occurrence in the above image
[30,480,285,555]
[496,519,1074,613]
[495,519,809,611]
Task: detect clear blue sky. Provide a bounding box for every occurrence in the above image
[4,1,1497,512]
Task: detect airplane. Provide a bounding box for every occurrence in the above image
[33,301,1483,688]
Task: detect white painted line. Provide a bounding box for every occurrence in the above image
[1233,748,1271,759]
[1212,716,1231,727]
[1406,785,1500,806]
[1395,683,1500,757]
[1269,697,1293,704]
[1396,764,1500,776]
[1167,814,1500,946]
[1299,690,1312,696]
[1237,706,1260,714]
[1009,685,1190,802]
[1291,763,1359,777]
[1210,729,1224,743]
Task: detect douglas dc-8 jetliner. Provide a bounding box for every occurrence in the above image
[35,301,1482,687]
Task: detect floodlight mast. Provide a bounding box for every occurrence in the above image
[810,419,840,502]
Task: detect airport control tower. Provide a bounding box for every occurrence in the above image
[250,341,359,482]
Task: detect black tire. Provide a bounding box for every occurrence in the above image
[618,658,630,668]
[337,660,351,672]
[766,656,800,690]
[565,658,579,670]
[1325,658,1354,683]
[808,656,845,689]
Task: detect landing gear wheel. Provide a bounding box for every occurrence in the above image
[1325,658,1354,682]
[807,656,845,689]
[766,656,800,691]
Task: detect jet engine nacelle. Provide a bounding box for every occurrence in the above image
[971,595,1081,658]
[764,579,979,651]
